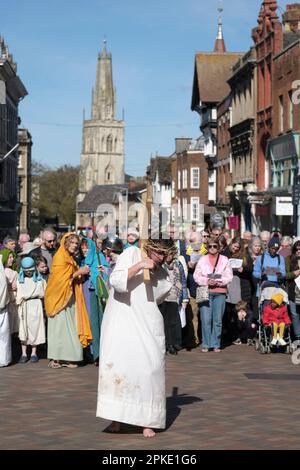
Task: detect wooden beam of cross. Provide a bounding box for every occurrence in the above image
[138,204,150,284]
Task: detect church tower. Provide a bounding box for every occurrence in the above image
[78,41,125,201]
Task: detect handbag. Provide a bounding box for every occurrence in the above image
[96,251,109,306]
[196,285,209,304]
[196,254,220,304]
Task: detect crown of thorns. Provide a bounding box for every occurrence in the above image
[143,239,177,256]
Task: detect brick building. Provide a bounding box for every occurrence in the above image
[171,137,210,229]
[246,1,300,235]
[251,0,283,230]
[268,3,300,235]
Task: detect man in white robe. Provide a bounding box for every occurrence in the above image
[96,239,176,438]
[0,255,11,367]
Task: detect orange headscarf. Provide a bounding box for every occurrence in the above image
[44,233,92,347]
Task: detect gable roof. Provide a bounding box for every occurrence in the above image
[191,52,244,108]
[148,156,172,185]
[77,184,128,212]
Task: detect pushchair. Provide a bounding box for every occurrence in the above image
[254,282,294,354]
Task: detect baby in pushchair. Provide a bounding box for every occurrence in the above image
[262,292,291,347]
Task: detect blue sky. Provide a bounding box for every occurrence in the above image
[1,0,284,176]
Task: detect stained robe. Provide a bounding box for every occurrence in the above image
[96,247,171,429]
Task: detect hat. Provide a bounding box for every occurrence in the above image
[268,237,280,249]
[19,242,38,256]
[127,228,139,239]
[271,293,284,306]
[21,257,36,271]
[105,237,124,254]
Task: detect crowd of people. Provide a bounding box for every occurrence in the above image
[1,223,300,437]
[1,224,299,369]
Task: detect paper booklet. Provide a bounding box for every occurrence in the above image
[229,258,243,269]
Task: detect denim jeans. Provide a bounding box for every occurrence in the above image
[200,293,226,349]
[288,301,300,338]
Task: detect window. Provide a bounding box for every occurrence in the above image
[183,169,187,189]
[289,91,294,129]
[178,170,181,190]
[191,167,200,188]
[183,198,188,220]
[107,135,113,153]
[271,158,296,188]
[172,180,175,198]
[178,199,181,218]
[279,95,284,132]
[190,197,199,221]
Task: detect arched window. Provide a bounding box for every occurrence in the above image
[107,135,113,153]
[114,137,118,153]
[101,136,105,152]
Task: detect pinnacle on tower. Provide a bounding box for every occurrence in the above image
[214,1,226,53]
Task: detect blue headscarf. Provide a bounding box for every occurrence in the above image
[18,257,42,284]
[81,238,109,294]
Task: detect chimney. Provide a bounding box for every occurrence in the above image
[283,3,300,32]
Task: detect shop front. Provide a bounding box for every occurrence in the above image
[268,132,300,236]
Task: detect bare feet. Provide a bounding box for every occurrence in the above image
[143,427,156,438]
[106,421,121,433]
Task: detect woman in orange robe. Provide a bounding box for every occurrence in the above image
[45,233,92,368]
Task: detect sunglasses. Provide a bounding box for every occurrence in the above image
[208,244,218,249]
[46,239,55,243]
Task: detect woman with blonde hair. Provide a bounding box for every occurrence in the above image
[45,233,92,369]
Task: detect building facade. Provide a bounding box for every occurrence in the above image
[191,12,244,214]
[268,3,300,235]
[0,37,27,236]
[18,128,32,233]
[171,137,210,229]
[146,156,172,235]
[216,94,232,225]
[251,0,283,230]
[227,47,258,234]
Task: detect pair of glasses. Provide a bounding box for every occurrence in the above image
[208,244,218,249]
[203,234,209,237]
[46,239,55,243]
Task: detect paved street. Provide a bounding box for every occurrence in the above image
[1,344,300,450]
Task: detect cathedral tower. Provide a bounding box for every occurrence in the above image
[78,41,125,201]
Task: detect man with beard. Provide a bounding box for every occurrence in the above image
[96,238,174,438]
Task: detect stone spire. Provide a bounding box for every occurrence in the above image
[91,39,115,121]
[214,2,226,52]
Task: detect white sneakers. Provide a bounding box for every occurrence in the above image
[278,338,287,346]
[270,337,287,346]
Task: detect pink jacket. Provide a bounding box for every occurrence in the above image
[193,254,233,291]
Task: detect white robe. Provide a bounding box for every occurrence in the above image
[0,256,11,367]
[16,277,46,346]
[96,246,171,429]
